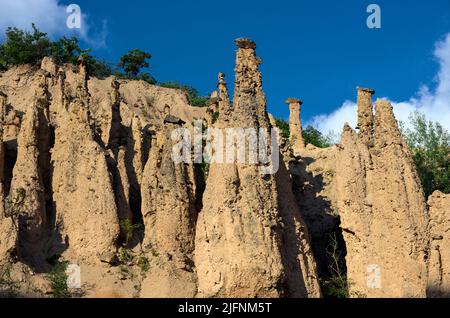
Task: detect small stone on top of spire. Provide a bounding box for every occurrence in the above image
[235,37,256,49]
[285,98,303,105]
[357,86,375,95]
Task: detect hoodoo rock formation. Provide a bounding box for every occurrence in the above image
[286,98,305,153]
[233,38,266,121]
[9,86,49,262]
[194,38,321,298]
[218,72,231,112]
[0,37,448,298]
[51,63,120,264]
[335,92,429,297]
[356,87,375,145]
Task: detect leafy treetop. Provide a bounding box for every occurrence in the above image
[401,111,450,197]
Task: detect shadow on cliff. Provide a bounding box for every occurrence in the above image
[427,287,450,298]
[288,155,348,297]
[275,151,321,297]
[103,118,151,248]
[121,124,152,247]
[4,121,68,273]
[3,139,17,197]
[35,124,69,273]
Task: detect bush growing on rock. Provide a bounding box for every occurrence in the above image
[47,261,69,298]
[275,118,290,139]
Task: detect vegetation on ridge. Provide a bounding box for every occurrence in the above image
[0,24,112,78]
[158,81,210,107]
[0,24,212,106]
[401,111,450,197]
[274,118,333,148]
[117,48,156,84]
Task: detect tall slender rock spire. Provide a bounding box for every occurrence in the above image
[140,120,198,297]
[356,87,375,145]
[233,38,266,123]
[286,98,305,152]
[217,72,231,112]
[194,38,321,298]
[51,62,120,264]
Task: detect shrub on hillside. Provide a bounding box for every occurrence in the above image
[159,81,209,107]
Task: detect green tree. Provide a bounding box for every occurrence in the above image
[0,24,113,78]
[84,54,114,78]
[320,233,350,298]
[50,37,82,64]
[401,111,450,197]
[274,118,290,139]
[302,125,333,148]
[118,49,155,83]
[49,37,113,77]
[0,23,51,68]
[274,120,334,148]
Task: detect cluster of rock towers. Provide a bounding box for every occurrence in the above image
[195,38,321,297]
[194,38,448,298]
[0,36,449,298]
[250,68,447,298]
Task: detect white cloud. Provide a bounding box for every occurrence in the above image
[310,100,357,136]
[310,33,450,135]
[0,0,107,48]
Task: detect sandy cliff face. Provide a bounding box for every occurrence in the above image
[0,56,209,296]
[287,144,341,285]
[427,191,450,297]
[0,91,17,260]
[336,95,429,297]
[9,99,48,261]
[139,122,198,298]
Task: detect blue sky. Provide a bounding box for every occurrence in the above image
[1,0,450,133]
